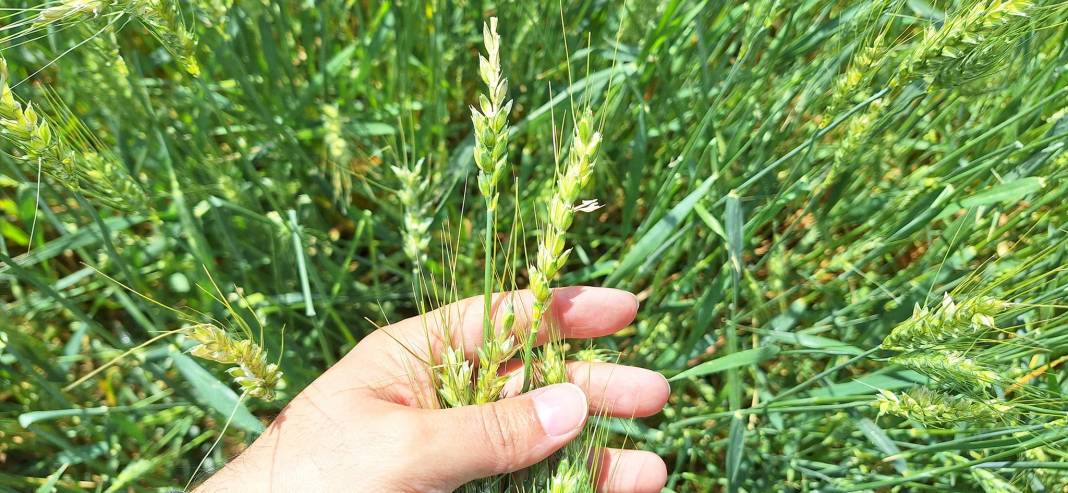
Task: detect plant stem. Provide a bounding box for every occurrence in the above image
[483,203,494,344]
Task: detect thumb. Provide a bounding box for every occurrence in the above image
[420,383,588,485]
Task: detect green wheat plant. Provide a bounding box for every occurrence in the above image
[420,17,614,492]
[524,109,602,390]
[59,267,286,404]
[875,387,1014,425]
[185,322,282,401]
[5,1,1068,492]
[0,56,146,210]
[4,0,199,75]
[898,0,1036,86]
[391,156,432,278]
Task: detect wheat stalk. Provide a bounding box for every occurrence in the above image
[456,17,518,408]
[471,16,513,349]
[435,17,517,413]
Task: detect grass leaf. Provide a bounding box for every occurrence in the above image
[171,353,264,434]
[668,346,781,382]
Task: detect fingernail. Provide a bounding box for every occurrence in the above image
[531,383,587,437]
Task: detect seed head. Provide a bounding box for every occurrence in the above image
[0,57,146,210]
[899,0,1033,86]
[321,104,355,203]
[539,344,569,386]
[876,387,1013,425]
[832,36,886,111]
[546,458,591,493]
[34,0,107,27]
[971,468,1023,493]
[438,346,473,408]
[187,324,283,401]
[882,293,1006,351]
[391,159,432,270]
[891,351,1004,394]
[470,17,512,211]
[131,0,201,75]
[527,110,602,337]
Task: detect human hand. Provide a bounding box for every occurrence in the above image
[196,286,670,492]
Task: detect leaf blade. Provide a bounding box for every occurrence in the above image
[668,346,781,382]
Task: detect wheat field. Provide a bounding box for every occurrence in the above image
[2,0,1068,491]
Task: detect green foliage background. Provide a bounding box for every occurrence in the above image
[1,0,1067,491]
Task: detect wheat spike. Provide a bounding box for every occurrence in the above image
[187,324,283,401]
[0,57,147,210]
[899,0,1032,86]
[527,110,602,385]
[391,158,432,272]
[891,351,1004,394]
[876,387,1012,425]
[882,293,1006,351]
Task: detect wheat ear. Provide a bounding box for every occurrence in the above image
[0,57,147,210]
[524,110,602,388]
[187,323,283,401]
[391,158,432,274]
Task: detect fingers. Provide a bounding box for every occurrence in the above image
[450,286,638,358]
[501,361,670,418]
[592,448,668,493]
[369,286,638,364]
[566,362,670,418]
[418,383,589,486]
[331,286,638,408]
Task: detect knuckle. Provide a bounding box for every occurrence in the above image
[478,404,521,469]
